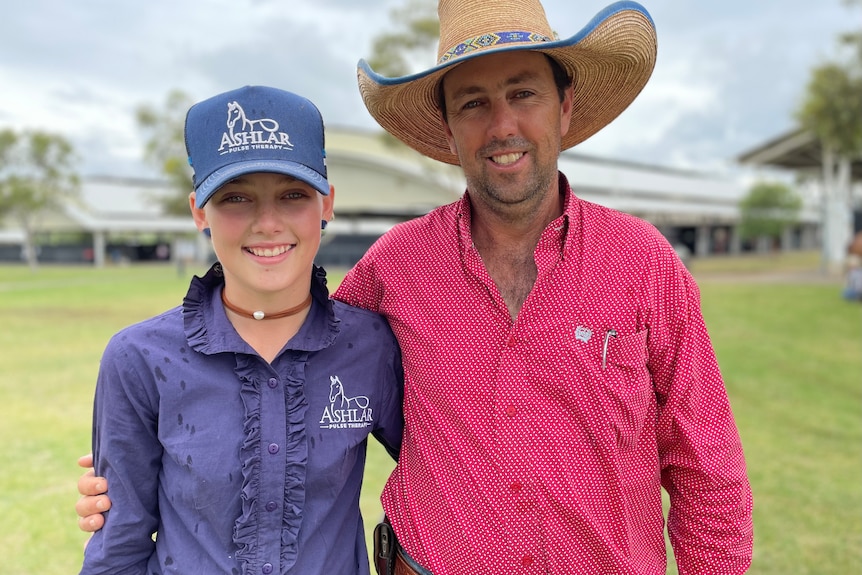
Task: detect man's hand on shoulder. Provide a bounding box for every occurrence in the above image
[76,453,110,533]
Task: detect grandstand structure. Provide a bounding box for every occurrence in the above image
[0,127,822,267]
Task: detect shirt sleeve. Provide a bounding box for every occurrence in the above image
[645,250,754,574]
[80,333,162,575]
[333,244,384,312]
[339,243,404,461]
[372,332,404,462]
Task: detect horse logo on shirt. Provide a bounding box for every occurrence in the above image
[575,326,593,343]
[319,376,373,429]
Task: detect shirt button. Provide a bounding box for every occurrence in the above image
[521,554,534,567]
[505,405,517,417]
[510,481,522,492]
[267,377,278,388]
[268,443,279,454]
[262,563,273,574]
[265,500,278,512]
[506,334,516,347]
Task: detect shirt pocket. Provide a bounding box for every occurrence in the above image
[162,434,241,513]
[600,329,653,450]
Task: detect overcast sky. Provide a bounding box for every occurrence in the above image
[0,0,856,180]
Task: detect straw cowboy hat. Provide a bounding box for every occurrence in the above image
[357,0,657,165]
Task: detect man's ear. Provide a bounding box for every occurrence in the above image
[560,84,575,138]
[441,113,458,156]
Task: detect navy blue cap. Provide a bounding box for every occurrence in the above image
[185,85,329,208]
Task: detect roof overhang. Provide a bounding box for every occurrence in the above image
[738,127,862,180]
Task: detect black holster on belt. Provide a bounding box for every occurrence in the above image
[373,519,397,575]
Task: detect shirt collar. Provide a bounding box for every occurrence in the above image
[455,172,578,262]
[182,263,340,356]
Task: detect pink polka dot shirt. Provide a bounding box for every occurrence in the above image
[334,174,753,575]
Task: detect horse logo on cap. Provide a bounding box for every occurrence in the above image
[218,101,293,154]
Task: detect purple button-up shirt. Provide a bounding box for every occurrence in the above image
[81,265,403,575]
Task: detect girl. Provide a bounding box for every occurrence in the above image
[79,86,403,575]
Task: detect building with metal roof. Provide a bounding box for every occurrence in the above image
[0,127,820,267]
[738,126,862,271]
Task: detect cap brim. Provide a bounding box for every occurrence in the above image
[194,159,330,208]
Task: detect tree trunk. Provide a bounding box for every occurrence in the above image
[820,147,853,275]
[21,220,39,272]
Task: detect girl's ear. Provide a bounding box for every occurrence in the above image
[189,192,208,232]
[322,185,335,221]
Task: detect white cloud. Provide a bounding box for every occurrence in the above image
[0,0,856,177]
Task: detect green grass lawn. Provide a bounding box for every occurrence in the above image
[0,252,859,574]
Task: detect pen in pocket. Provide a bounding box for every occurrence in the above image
[602,329,617,369]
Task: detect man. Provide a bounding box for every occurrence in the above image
[78,1,754,573]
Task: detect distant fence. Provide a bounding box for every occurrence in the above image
[0,234,383,268]
[0,242,173,264]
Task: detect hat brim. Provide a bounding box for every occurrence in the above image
[357,1,657,165]
[194,159,330,208]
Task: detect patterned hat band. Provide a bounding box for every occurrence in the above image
[438,30,555,63]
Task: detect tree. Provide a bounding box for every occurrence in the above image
[366,0,438,78]
[131,4,444,215]
[363,0,468,193]
[136,89,195,215]
[131,3,439,213]
[797,63,862,160]
[840,0,862,66]
[0,129,80,270]
[795,0,862,271]
[366,0,439,151]
[738,182,802,249]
